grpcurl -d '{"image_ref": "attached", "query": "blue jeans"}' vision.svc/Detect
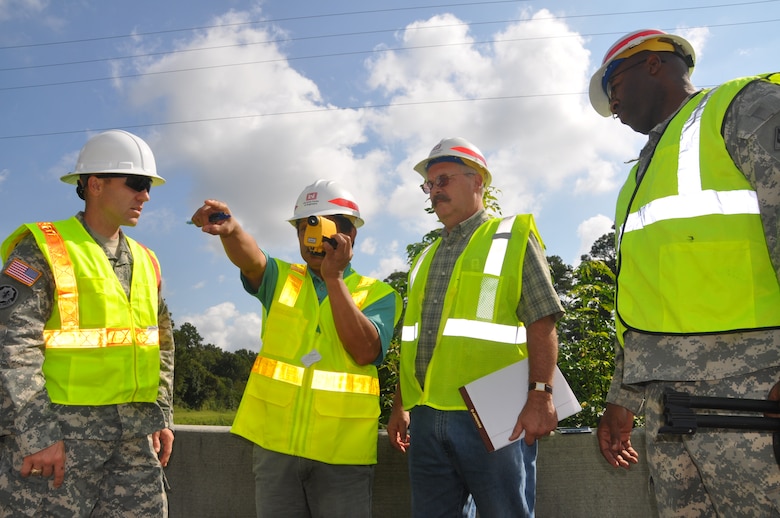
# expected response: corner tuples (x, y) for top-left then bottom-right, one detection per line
(408, 406), (537, 518)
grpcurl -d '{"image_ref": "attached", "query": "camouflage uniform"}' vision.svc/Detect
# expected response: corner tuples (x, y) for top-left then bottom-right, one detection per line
(0, 212), (175, 517)
(608, 78), (780, 516)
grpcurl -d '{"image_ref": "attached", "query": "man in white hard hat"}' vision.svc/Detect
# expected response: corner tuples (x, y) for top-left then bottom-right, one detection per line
(387, 137), (564, 517)
(590, 29), (780, 515)
(190, 179), (401, 518)
(0, 129), (175, 516)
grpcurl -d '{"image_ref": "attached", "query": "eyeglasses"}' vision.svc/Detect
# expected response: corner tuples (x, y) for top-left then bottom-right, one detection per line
(420, 172), (474, 194)
(96, 174), (153, 193)
(605, 58), (648, 101)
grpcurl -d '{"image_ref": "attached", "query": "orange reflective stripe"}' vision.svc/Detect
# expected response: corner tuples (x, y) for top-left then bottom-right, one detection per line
(351, 290), (369, 309)
(37, 222), (79, 330)
(252, 356), (379, 395)
(43, 327), (160, 348)
(278, 266), (305, 307)
(350, 276), (376, 310)
(251, 356), (305, 386)
(311, 370), (379, 396)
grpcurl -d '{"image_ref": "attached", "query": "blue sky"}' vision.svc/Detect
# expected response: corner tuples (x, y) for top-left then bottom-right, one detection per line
(1, 0), (778, 351)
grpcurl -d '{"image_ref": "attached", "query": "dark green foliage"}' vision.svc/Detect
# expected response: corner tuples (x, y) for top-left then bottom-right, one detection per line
(555, 256), (616, 428)
(173, 322), (254, 411)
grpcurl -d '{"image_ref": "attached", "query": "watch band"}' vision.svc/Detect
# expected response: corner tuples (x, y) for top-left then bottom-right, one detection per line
(529, 381), (553, 394)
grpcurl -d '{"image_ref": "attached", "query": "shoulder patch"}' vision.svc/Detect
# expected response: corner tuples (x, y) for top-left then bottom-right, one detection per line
(3, 258), (42, 286)
(0, 285), (19, 309)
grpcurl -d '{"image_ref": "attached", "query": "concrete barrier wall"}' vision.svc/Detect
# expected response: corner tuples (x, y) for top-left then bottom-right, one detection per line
(165, 426), (657, 518)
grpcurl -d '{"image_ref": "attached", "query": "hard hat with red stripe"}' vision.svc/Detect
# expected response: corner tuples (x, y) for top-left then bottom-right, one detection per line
(288, 179), (364, 228)
(589, 29), (696, 117)
(414, 137), (492, 187)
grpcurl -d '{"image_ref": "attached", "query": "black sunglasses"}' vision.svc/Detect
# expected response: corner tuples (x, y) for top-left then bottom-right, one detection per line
(95, 174), (153, 193)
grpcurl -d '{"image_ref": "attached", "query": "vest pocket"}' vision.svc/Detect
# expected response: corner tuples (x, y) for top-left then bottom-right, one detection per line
(262, 308), (307, 361)
(308, 391), (378, 463)
(660, 240), (756, 330)
(239, 373), (298, 447)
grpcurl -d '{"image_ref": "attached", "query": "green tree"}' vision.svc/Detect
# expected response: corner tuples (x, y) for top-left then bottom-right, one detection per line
(173, 322), (254, 411)
(555, 257), (616, 427)
(554, 230), (617, 428)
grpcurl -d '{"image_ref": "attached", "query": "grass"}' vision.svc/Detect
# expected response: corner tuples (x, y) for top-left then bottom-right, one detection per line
(173, 407), (237, 426)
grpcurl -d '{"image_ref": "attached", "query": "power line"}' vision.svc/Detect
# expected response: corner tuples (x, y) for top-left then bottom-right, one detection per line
(0, 93), (579, 140)
(0, 0), (531, 50)
(1, 0), (776, 73)
(1, 17), (777, 92)
(0, 2), (776, 140)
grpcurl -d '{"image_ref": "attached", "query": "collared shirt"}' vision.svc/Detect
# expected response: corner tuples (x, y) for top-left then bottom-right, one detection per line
(415, 209), (563, 387)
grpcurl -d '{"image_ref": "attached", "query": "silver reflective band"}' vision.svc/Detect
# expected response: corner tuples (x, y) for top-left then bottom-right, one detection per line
(408, 244), (434, 289)
(484, 216), (516, 276)
(442, 318), (527, 345)
(401, 323), (418, 342)
(479, 216), (516, 319)
(619, 88), (759, 245)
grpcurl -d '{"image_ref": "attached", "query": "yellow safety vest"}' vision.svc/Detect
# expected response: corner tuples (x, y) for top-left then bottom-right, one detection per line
(400, 215), (537, 410)
(231, 261), (401, 465)
(1, 217), (161, 405)
(615, 73), (780, 344)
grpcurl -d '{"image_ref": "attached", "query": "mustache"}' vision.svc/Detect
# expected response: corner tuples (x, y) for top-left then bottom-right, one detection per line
(431, 194), (450, 205)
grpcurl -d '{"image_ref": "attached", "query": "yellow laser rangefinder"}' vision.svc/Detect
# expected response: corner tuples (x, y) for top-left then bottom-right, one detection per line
(304, 215), (337, 252)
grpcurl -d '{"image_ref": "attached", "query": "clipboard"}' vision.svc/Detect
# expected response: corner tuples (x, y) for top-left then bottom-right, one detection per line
(459, 359), (581, 452)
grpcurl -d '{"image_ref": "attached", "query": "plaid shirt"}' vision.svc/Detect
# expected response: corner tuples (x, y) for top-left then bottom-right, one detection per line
(415, 209), (563, 387)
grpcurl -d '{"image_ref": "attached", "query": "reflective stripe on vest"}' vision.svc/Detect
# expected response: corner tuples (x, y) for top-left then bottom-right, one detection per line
(251, 355), (380, 396)
(36, 222), (158, 348)
(257, 267), (380, 396)
(278, 263), (307, 307)
(279, 263), (374, 310)
(402, 216), (519, 344)
(441, 318), (527, 345)
(618, 89), (759, 246)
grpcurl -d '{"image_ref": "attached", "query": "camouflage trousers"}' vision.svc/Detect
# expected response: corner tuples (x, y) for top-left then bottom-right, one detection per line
(644, 367), (780, 517)
(0, 434), (168, 517)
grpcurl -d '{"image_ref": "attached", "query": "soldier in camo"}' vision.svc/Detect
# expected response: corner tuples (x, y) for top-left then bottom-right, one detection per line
(0, 130), (175, 517)
(589, 30), (780, 516)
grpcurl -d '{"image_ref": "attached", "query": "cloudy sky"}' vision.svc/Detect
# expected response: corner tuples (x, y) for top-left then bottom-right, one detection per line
(1, 0), (778, 351)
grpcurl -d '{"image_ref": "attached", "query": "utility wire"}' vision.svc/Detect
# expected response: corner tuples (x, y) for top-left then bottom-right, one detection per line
(0, 0), (532, 50)
(0, 1), (777, 139)
(0, 0), (776, 72)
(0, 18), (776, 92)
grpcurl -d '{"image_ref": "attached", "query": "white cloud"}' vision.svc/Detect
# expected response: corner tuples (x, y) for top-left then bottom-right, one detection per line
(359, 236), (377, 255)
(180, 301), (261, 353)
(677, 26), (711, 62)
(364, 9), (637, 220)
(576, 214), (613, 262)
(122, 8), (389, 262)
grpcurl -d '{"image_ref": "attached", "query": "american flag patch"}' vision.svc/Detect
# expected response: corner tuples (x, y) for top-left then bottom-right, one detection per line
(4, 258), (42, 286)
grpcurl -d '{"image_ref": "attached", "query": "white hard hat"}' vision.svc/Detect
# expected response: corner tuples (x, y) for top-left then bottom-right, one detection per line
(413, 137), (492, 187)
(287, 179), (364, 228)
(589, 29), (695, 117)
(61, 129), (166, 185)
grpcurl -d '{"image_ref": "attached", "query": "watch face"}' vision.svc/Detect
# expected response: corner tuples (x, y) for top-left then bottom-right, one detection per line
(530, 382), (552, 393)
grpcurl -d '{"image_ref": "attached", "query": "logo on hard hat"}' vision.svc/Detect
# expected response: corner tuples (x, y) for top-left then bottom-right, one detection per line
(306, 192), (318, 202)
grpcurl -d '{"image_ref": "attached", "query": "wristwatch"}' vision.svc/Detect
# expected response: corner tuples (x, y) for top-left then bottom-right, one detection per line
(529, 382), (553, 394)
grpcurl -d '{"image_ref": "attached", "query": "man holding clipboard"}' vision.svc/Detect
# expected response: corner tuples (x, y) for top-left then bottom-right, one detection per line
(387, 137), (565, 518)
